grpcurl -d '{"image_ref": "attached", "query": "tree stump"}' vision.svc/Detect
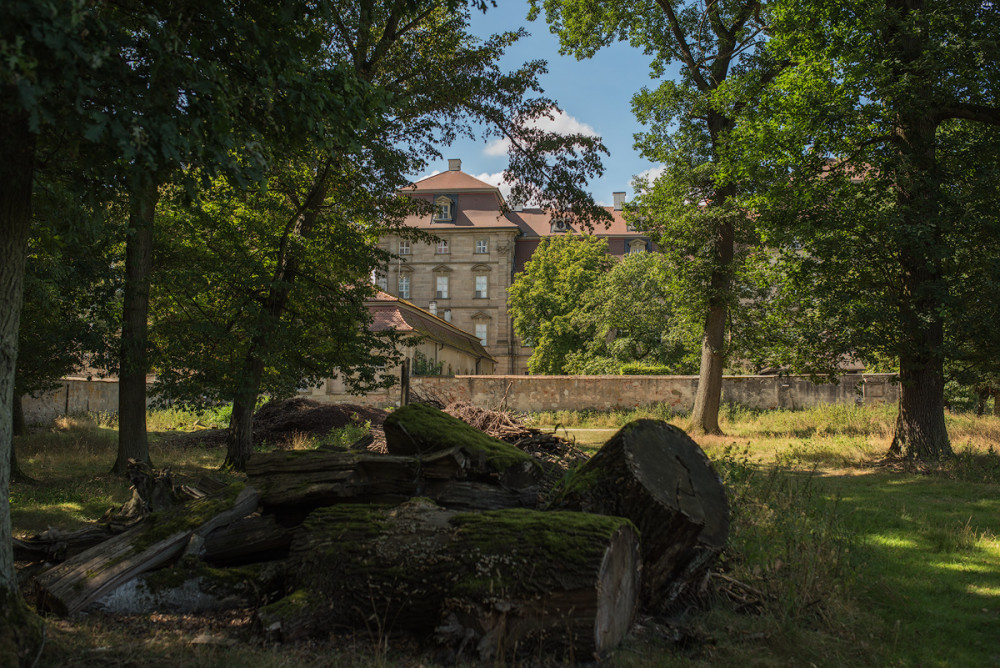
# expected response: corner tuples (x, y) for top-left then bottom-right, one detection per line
(267, 500), (640, 659)
(554, 419), (729, 612)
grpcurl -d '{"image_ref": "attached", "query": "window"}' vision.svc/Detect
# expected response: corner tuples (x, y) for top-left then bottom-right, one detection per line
(398, 275), (410, 299)
(474, 275), (488, 299)
(550, 219), (570, 233)
(375, 272), (387, 291)
(433, 195), (453, 222)
(398, 240), (409, 255)
(436, 239), (449, 254)
(475, 323), (488, 346)
(475, 239), (488, 254)
(436, 275), (449, 299)
(628, 239), (647, 254)
(443, 309), (452, 323)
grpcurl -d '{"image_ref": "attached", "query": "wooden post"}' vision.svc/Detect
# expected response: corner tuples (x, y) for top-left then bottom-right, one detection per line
(400, 357), (410, 406)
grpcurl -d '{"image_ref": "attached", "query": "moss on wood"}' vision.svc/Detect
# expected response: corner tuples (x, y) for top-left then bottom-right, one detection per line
(132, 482), (247, 553)
(384, 403), (534, 471)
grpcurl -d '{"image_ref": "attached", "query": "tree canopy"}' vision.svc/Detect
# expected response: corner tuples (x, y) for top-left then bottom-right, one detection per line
(509, 235), (614, 374)
(531, 0), (772, 434)
(728, 0), (1000, 459)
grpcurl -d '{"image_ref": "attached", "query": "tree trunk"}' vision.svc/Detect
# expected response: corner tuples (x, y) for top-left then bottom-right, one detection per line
(553, 419), (729, 612)
(689, 218), (735, 435)
(113, 171), (161, 474)
(223, 165), (331, 471)
(269, 501), (639, 660)
(34, 485), (259, 616)
(0, 101), (45, 663)
(9, 395), (31, 484)
(224, 364), (263, 472)
(889, 350), (951, 460)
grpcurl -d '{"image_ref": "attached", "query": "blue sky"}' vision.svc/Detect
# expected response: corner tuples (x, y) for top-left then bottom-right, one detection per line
(413, 2), (678, 206)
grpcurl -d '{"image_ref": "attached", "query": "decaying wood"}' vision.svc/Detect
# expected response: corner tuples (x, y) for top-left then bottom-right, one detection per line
(266, 500), (640, 659)
(383, 404), (545, 485)
(554, 419), (730, 612)
(201, 515), (296, 566)
(107, 459), (180, 524)
(13, 525), (124, 563)
(34, 485), (259, 616)
(93, 559), (287, 615)
(247, 448), (468, 510)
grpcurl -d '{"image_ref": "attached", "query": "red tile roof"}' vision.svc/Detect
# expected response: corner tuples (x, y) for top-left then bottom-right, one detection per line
(408, 170), (500, 191)
(365, 292), (494, 362)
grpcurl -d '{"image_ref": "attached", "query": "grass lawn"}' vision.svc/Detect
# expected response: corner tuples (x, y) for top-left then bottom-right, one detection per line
(10, 404), (1000, 667)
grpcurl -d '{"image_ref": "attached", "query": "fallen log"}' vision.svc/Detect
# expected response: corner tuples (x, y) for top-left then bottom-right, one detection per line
(92, 559), (286, 615)
(263, 500), (640, 660)
(14, 525), (123, 563)
(553, 419), (730, 612)
(201, 515), (296, 566)
(34, 484), (259, 616)
(247, 448), (467, 509)
(383, 404), (543, 489)
(247, 447), (539, 513)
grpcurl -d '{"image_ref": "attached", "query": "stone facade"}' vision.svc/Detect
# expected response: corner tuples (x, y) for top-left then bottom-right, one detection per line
(380, 160), (655, 374)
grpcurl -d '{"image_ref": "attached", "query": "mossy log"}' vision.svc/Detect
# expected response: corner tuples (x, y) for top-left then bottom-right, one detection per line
(201, 515), (296, 566)
(247, 447), (538, 514)
(271, 500), (639, 660)
(383, 404), (543, 489)
(33, 485), (259, 616)
(554, 419), (730, 612)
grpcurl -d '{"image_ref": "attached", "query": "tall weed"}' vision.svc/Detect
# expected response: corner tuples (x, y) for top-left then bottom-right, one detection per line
(716, 446), (858, 624)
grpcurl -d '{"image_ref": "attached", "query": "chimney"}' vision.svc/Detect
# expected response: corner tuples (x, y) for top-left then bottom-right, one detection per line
(613, 191), (626, 211)
(448, 158), (462, 171)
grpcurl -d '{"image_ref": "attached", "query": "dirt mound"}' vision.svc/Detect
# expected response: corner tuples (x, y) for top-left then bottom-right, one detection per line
(252, 398), (387, 445)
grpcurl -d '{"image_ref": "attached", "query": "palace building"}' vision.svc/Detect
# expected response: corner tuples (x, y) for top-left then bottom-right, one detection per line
(377, 159), (653, 374)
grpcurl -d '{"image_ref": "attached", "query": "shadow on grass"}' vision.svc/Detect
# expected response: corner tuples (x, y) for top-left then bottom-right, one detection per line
(803, 470), (1000, 667)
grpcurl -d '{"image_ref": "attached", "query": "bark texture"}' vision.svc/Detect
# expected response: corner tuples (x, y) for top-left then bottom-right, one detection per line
(269, 500), (640, 660)
(0, 101), (45, 664)
(691, 217), (735, 434)
(114, 172), (161, 474)
(555, 419), (729, 612)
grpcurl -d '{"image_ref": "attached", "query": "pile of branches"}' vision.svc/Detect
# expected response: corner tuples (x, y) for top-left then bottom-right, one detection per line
(443, 401), (589, 472)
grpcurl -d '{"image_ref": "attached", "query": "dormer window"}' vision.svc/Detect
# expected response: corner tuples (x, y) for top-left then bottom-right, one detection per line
(433, 195), (453, 222)
(550, 219), (571, 233)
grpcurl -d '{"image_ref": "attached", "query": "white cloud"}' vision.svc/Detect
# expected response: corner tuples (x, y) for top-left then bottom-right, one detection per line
(415, 169), (442, 182)
(634, 165), (666, 185)
(482, 109), (599, 158)
(474, 171), (515, 201)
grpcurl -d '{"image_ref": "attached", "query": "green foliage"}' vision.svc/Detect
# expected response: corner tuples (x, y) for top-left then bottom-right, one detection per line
(508, 235), (614, 374)
(150, 167), (403, 409)
(567, 252), (699, 375)
(412, 351), (444, 377)
(725, 0), (1000, 457)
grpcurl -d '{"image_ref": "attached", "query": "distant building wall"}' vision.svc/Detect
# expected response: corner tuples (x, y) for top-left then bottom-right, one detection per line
(21, 373), (899, 425)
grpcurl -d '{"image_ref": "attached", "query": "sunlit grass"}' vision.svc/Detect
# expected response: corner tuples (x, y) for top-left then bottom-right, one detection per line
(12, 404), (1000, 667)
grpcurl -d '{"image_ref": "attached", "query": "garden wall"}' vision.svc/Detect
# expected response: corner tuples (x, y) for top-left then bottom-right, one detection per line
(21, 373), (899, 426)
(405, 373), (898, 413)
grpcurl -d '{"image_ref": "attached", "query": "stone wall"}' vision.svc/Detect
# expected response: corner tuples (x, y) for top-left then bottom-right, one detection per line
(21, 373), (899, 425)
(20, 377), (147, 425)
(406, 373), (897, 413)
